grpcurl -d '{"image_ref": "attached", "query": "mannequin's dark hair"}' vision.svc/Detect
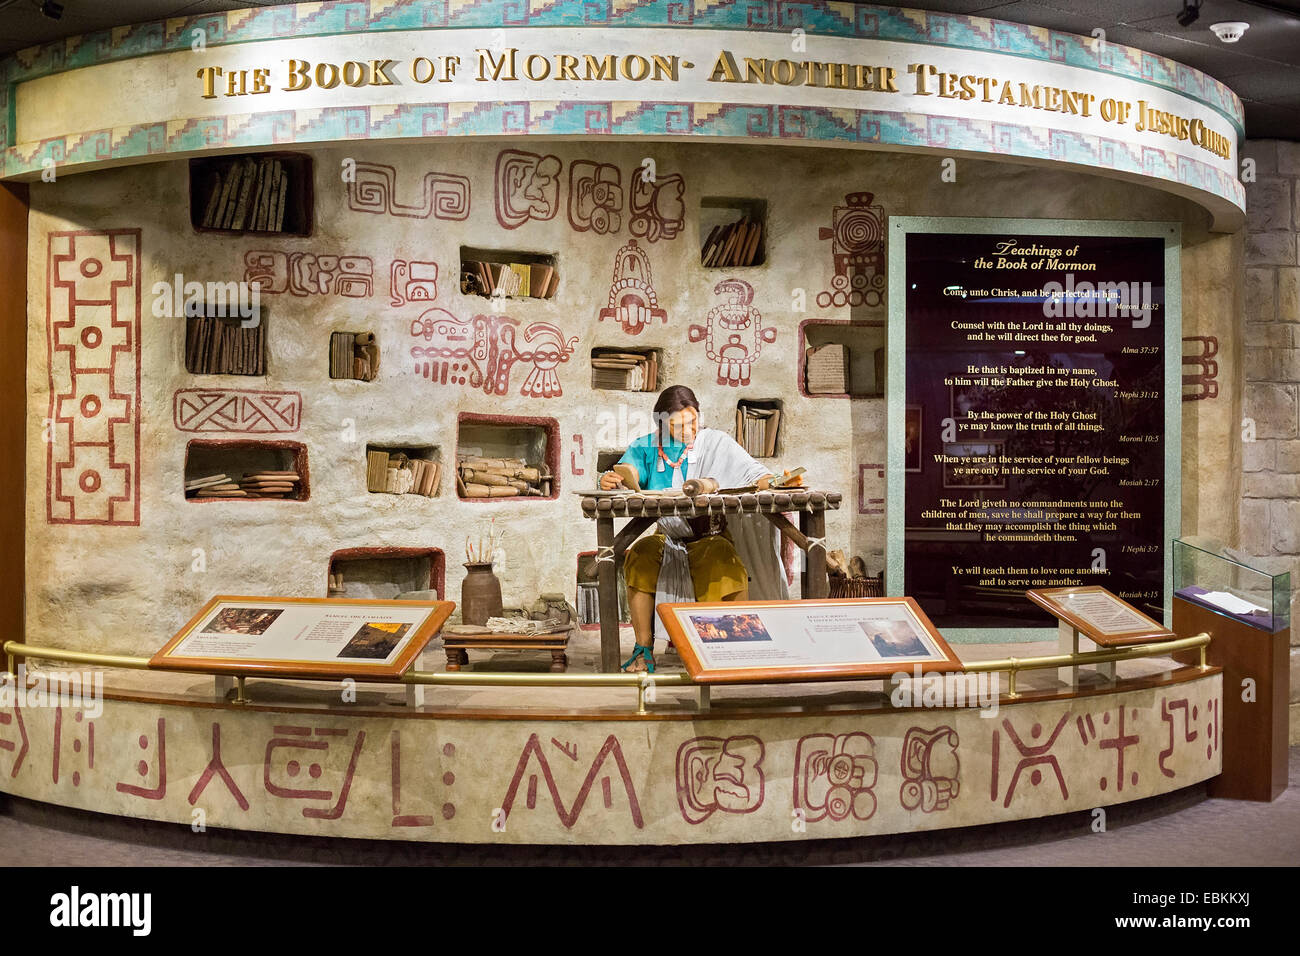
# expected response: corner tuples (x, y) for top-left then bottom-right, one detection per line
(653, 385), (699, 444)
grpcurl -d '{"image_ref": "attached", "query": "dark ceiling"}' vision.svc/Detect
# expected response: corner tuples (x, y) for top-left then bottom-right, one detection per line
(0, 0), (1296, 139)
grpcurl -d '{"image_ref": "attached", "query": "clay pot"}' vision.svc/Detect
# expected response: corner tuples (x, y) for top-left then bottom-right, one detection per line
(461, 562), (503, 627)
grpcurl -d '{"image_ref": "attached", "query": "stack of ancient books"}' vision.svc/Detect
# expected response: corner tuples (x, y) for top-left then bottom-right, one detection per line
(366, 451), (440, 497)
(460, 259), (557, 299)
(185, 470), (302, 499)
(330, 331), (380, 381)
(701, 217), (763, 267)
(456, 455), (551, 498)
(736, 403), (781, 458)
(576, 582), (600, 626)
(591, 350), (657, 391)
(805, 343), (849, 394)
(197, 156), (291, 232)
(186, 316), (264, 375)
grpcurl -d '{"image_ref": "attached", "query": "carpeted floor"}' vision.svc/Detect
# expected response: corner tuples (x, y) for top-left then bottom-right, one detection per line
(1, 747), (1295, 866)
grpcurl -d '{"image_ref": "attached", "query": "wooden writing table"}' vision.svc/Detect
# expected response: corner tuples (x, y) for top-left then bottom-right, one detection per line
(579, 489), (842, 672)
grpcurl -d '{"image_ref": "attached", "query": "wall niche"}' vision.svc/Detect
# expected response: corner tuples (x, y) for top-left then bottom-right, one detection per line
(185, 309), (266, 376)
(591, 347), (659, 392)
(365, 444), (441, 497)
(189, 152), (314, 236)
(799, 319), (885, 398)
(184, 440), (308, 501)
(459, 246), (557, 299)
(735, 398), (783, 458)
(327, 548), (445, 600)
(699, 197), (766, 268)
(330, 331), (379, 381)
(455, 413), (559, 500)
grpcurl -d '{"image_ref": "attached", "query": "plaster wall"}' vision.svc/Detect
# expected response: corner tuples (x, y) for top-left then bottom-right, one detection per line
(24, 140), (1236, 656)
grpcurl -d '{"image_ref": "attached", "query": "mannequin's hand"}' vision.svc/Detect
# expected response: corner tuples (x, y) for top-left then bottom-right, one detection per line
(761, 469), (804, 490)
(600, 471), (625, 490)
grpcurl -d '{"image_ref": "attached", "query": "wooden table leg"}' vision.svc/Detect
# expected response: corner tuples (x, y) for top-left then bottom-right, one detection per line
(550, 649), (568, 673)
(597, 513), (620, 673)
(800, 508), (828, 599)
(446, 647), (462, 671)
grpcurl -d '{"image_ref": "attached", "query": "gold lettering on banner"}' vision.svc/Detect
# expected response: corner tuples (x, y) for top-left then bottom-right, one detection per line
(182, 46), (1234, 163)
(196, 66), (222, 99)
(651, 54), (678, 81)
(584, 54), (617, 80)
(284, 58), (311, 91)
(622, 54), (651, 81)
(411, 56), (436, 84)
(525, 53), (551, 80)
(556, 54), (580, 81)
(477, 48), (519, 81)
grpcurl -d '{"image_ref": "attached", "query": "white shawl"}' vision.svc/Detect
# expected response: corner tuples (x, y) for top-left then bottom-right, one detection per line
(649, 427), (789, 627)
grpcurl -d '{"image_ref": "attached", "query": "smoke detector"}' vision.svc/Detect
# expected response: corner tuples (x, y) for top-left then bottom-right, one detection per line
(1210, 21), (1249, 42)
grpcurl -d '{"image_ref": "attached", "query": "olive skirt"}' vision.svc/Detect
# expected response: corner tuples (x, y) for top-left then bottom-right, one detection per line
(622, 533), (748, 601)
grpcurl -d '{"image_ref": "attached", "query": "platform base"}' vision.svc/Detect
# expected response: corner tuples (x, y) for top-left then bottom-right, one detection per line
(0, 670), (1221, 845)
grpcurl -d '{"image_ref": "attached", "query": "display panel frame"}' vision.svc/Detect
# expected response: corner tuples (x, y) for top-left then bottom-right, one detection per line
(886, 217), (1182, 643)
(657, 597), (963, 684)
(150, 595), (454, 679)
(1026, 585), (1174, 646)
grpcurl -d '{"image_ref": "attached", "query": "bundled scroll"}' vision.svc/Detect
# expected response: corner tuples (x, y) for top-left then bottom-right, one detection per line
(366, 450), (440, 497)
(457, 455), (551, 498)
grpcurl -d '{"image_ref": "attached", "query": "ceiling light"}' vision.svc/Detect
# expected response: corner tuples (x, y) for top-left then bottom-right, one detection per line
(1210, 21), (1250, 42)
(1176, 0), (1201, 27)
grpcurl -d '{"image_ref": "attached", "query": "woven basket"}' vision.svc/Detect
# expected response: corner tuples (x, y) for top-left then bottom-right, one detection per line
(828, 575), (884, 598)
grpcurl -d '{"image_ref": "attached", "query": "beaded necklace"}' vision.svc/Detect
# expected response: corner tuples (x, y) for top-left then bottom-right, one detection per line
(656, 437), (694, 471)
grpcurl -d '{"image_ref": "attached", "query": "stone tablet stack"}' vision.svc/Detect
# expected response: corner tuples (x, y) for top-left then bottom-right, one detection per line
(185, 471), (303, 499)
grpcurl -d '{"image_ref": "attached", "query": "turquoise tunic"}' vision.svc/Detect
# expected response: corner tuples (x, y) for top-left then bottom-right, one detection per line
(616, 432), (690, 490)
(616, 432), (748, 599)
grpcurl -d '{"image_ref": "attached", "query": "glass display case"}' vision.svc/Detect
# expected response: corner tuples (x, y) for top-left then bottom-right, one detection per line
(1172, 536), (1290, 632)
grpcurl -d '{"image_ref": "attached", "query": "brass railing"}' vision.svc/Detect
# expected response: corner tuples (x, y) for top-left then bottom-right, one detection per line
(3, 632), (1211, 716)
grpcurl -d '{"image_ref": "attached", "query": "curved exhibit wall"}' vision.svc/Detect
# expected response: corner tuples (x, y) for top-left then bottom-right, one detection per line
(0, 1), (1245, 230)
(0, 671), (1222, 845)
(25, 139), (1238, 657)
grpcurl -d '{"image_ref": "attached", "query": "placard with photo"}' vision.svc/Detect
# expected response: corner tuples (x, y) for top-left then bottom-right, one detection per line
(658, 597), (962, 683)
(151, 595), (454, 679)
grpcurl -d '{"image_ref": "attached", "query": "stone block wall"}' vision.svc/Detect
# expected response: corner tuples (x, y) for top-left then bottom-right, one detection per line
(1238, 139), (1300, 742)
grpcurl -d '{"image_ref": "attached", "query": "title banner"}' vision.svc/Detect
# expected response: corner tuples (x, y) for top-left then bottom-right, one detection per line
(0, 3), (1245, 228)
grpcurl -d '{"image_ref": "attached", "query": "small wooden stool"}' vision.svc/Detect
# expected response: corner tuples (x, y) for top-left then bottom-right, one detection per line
(441, 630), (570, 672)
